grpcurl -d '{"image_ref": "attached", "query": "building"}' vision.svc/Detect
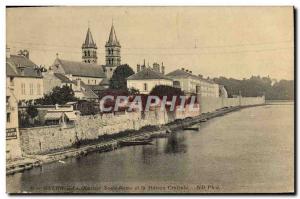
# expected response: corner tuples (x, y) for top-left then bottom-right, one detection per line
(6, 48), (44, 102)
(82, 27), (98, 64)
(103, 24), (121, 79)
(166, 68), (220, 97)
(50, 57), (106, 86)
(43, 71), (99, 101)
(127, 68), (173, 94)
(6, 75), (22, 160)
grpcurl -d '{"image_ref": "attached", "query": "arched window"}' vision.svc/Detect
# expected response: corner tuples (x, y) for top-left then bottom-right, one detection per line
(84, 51), (87, 56)
(87, 51), (90, 56)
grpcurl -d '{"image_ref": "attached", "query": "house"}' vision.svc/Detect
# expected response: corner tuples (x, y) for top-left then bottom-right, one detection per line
(43, 71), (99, 101)
(166, 68), (220, 97)
(6, 48), (44, 102)
(127, 68), (173, 94)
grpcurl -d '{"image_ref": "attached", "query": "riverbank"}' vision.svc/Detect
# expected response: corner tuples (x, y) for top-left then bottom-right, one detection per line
(6, 104), (264, 175)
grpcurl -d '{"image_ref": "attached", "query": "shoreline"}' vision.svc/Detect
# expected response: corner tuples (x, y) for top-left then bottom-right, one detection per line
(6, 104), (265, 175)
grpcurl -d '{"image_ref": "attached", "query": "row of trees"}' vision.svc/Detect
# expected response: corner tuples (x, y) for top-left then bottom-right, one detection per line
(213, 76), (294, 100)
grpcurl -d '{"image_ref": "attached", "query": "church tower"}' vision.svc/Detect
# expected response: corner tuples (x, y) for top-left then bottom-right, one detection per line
(105, 23), (121, 79)
(82, 27), (97, 64)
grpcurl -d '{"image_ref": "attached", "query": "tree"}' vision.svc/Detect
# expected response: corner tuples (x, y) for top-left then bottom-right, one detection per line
(35, 85), (78, 105)
(150, 85), (184, 100)
(109, 64), (135, 90)
(27, 104), (38, 118)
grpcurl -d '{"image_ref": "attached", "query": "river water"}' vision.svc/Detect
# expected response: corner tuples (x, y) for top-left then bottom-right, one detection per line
(7, 103), (294, 193)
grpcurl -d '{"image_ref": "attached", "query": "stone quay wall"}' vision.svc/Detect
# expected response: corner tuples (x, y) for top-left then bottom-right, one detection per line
(198, 95), (265, 113)
(19, 96), (265, 155)
(19, 109), (171, 155)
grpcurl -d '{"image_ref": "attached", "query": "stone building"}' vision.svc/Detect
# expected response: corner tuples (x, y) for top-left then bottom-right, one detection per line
(166, 68), (220, 97)
(6, 48), (44, 102)
(127, 68), (173, 94)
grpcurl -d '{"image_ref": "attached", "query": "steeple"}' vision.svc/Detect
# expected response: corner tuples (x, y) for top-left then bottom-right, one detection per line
(82, 27), (97, 49)
(105, 23), (121, 79)
(82, 26), (98, 64)
(105, 24), (120, 47)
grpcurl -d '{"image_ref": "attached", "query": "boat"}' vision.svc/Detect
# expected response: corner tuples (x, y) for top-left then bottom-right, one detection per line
(183, 127), (199, 131)
(119, 139), (153, 147)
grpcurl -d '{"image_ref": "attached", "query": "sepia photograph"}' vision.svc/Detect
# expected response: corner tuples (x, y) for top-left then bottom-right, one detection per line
(5, 6), (294, 194)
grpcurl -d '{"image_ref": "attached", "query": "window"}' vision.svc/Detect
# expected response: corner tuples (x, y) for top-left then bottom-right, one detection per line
(37, 83), (41, 95)
(110, 68), (113, 71)
(88, 80), (90, 84)
(94, 80), (96, 84)
(87, 51), (90, 56)
(29, 83), (34, 95)
(144, 83), (148, 91)
(21, 83), (26, 95)
(7, 113), (10, 123)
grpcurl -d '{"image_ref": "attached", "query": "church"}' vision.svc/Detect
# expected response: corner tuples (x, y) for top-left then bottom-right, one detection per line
(44, 24), (121, 99)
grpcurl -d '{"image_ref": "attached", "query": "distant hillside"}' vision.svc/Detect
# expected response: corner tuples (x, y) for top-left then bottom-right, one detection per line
(213, 76), (294, 100)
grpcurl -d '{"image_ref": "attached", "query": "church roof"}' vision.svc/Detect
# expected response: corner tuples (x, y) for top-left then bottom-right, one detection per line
(54, 58), (106, 78)
(82, 28), (97, 48)
(6, 55), (42, 78)
(127, 68), (172, 81)
(105, 24), (120, 47)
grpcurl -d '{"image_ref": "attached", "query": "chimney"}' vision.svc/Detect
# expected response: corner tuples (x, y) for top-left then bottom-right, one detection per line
(6, 46), (10, 59)
(143, 59), (146, 66)
(18, 49), (29, 59)
(137, 64), (141, 72)
(161, 62), (165, 74)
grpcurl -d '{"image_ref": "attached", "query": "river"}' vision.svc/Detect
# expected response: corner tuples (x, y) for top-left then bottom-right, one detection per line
(7, 103), (294, 193)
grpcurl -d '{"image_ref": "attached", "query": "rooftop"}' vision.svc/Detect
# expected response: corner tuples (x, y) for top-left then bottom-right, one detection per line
(53, 58), (106, 78)
(6, 55), (42, 78)
(127, 68), (172, 81)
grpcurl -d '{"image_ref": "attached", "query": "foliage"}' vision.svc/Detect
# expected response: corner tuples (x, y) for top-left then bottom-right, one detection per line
(150, 85), (184, 100)
(76, 100), (99, 115)
(109, 64), (135, 90)
(213, 76), (294, 100)
(35, 85), (78, 105)
(26, 104), (38, 119)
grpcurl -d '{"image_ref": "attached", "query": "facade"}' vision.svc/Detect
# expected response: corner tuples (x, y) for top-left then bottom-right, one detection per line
(6, 77), (22, 160)
(6, 49), (44, 102)
(166, 68), (220, 97)
(127, 68), (173, 94)
(82, 27), (98, 64)
(104, 24), (121, 79)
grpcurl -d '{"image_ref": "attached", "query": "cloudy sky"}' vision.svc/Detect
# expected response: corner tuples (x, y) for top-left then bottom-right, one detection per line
(6, 6), (294, 80)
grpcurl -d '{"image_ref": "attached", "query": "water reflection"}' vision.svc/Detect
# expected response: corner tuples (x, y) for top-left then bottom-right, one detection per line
(164, 133), (187, 154)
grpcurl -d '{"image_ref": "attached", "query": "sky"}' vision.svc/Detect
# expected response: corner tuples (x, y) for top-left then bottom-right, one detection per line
(6, 6), (294, 80)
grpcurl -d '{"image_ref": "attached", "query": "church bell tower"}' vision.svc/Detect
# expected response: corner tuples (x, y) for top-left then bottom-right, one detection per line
(82, 27), (97, 64)
(105, 23), (121, 78)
